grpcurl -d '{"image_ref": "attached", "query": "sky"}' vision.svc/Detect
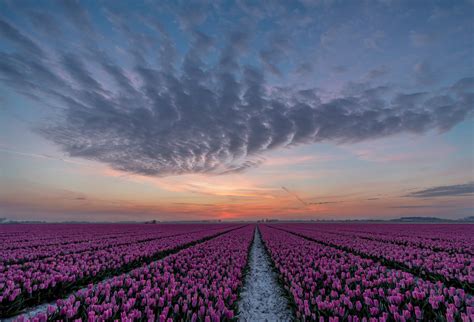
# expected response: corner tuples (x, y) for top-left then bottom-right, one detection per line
(0, 0), (473, 222)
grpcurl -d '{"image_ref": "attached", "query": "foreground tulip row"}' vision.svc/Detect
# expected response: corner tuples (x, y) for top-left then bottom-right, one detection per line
(260, 225), (474, 321)
(0, 224), (241, 318)
(275, 224), (474, 289)
(23, 225), (253, 321)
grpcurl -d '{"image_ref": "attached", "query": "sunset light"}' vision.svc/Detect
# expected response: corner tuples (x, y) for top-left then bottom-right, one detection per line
(0, 1), (473, 320)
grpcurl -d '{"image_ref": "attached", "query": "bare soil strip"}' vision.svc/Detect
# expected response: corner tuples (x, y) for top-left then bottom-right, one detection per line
(237, 227), (293, 322)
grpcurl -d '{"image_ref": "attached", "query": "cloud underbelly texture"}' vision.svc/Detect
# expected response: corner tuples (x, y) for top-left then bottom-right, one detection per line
(0, 12), (473, 177)
(39, 72), (473, 176)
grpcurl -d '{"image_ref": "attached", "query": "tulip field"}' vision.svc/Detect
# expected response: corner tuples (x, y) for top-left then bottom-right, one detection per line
(0, 224), (243, 319)
(260, 224), (473, 321)
(0, 223), (473, 321)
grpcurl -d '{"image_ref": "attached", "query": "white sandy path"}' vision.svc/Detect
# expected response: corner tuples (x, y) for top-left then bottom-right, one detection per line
(237, 227), (293, 322)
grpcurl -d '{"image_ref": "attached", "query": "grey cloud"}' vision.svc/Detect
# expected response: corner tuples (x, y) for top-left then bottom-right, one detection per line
(259, 34), (290, 76)
(144, 19), (178, 71)
(0, 52), (69, 103)
(35, 70), (474, 175)
(218, 159), (264, 175)
(236, 0), (271, 19)
(294, 62), (314, 76)
(405, 183), (474, 198)
(27, 10), (62, 36)
(191, 30), (213, 53)
(1, 9), (473, 177)
(365, 66), (389, 81)
(0, 19), (44, 58)
(176, 3), (208, 30)
(56, 0), (95, 35)
(219, 30), (249, 71)
(260, 50), (282, 76)
(451, 76), (474, 94)
(102, 6), (158, 65)
(61, 52), (104, 92)
(414, 61), (439, 85)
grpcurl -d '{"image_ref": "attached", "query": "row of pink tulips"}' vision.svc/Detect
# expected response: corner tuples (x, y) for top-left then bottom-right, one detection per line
(0, 224), (228, 251)
(293, 224), (474, 255)
(1, 225), (231, 264)
(275, 224), (474, 288)
(0, 224), (240, 318)
(23, 225), (254, 322)
(260, 225), (474, 321)
(0, 224), (151, 250)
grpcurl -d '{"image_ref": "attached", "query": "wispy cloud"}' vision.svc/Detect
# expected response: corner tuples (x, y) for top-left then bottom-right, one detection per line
(405, 182), (474, 198)
(389, 205), (453, 209)
(308, 201), (340, 205)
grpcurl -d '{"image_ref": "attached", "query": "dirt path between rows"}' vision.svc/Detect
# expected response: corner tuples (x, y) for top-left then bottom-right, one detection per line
(237, 227), (293, 322)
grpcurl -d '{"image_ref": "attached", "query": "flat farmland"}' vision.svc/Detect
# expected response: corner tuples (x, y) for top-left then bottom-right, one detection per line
(0, 223), (472, 321)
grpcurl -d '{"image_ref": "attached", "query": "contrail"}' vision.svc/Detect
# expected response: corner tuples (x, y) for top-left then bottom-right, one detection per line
(308, 201), (340, 205)
(282, 186), (342, 206)
(281, 186), (308, 206)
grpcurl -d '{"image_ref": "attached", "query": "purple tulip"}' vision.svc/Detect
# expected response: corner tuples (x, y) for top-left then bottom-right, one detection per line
(259, 224), (474, 321)
(20, 225), (253, 321)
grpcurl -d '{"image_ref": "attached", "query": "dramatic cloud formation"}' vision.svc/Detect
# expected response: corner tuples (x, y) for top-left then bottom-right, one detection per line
(0, 2), (473, 177)
(406, 183), (474, 198)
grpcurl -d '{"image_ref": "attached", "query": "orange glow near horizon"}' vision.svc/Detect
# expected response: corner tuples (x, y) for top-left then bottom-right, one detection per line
(1, 133), (473, 222)
(3, 171), (472, 222)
